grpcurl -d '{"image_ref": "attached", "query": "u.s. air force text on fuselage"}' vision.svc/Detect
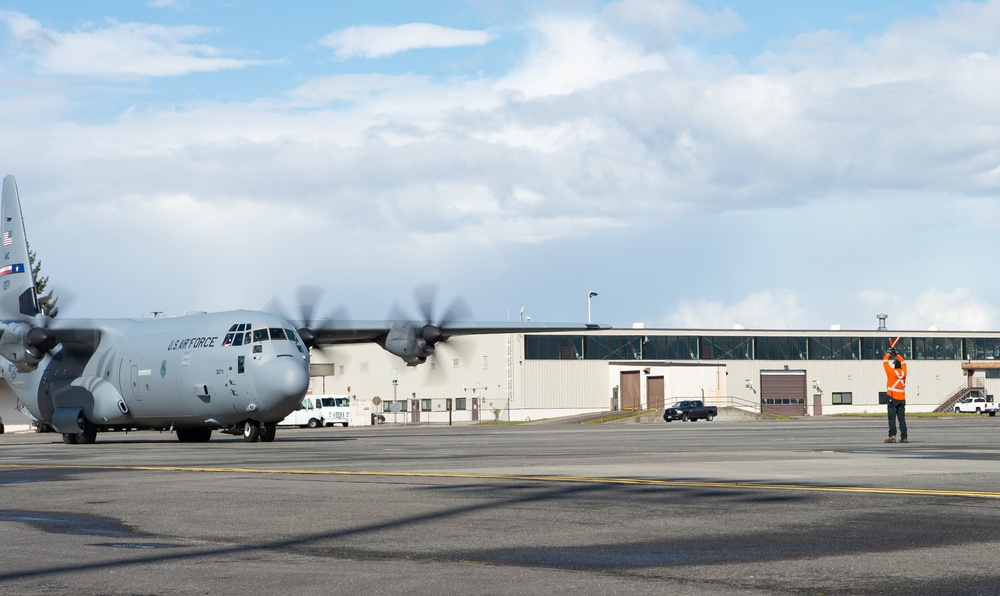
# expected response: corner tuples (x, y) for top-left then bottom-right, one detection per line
(167, 337), (218, 350)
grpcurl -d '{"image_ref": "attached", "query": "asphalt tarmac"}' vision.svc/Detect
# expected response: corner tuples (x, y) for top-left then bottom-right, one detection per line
(2, 416), (1000, 595)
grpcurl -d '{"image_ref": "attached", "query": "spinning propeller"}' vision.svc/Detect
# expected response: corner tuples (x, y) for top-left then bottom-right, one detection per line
(386, 284), (473, 367)
(265, 285), (352, 356)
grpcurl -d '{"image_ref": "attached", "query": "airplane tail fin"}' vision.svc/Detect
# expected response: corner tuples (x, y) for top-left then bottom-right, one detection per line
(0, 176), (41, 320)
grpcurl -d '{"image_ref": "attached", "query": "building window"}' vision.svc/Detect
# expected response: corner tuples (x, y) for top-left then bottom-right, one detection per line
(832, 391), (853, 404)
(455, 398), (467, 410)
(757, 337), (807, 360)
(585, 335), (641, 360)
(421, 399), (432, 412)
(967, 338), (1000, 360)
(525, 335), (584, 359)
(912, 337), (962, 360)
(700, 336), (753, 360)
(810, 337), (861, 360)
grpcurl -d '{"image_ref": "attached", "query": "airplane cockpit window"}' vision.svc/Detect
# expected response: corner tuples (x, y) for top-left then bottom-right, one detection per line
(223, 324), (254, 347)
(269, 327), (287, 340)
(253, 329), (268, 343)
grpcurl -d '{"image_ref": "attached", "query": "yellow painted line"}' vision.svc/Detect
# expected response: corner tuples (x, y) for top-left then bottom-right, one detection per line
(3, 463), (1000, 499)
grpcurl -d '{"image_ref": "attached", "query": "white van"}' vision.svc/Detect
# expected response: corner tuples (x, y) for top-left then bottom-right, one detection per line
(278, 397), (325, 428)
(314, 395), (351, 427)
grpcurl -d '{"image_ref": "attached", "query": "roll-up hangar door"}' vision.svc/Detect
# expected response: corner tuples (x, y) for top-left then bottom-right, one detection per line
(760, 370), (807, 416)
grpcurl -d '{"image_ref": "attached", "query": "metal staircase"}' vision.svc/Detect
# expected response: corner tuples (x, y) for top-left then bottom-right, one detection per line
(934, 382), (987, 413)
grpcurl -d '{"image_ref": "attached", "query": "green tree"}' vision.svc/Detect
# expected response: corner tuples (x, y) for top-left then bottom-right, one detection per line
(29, 245), (59, 317)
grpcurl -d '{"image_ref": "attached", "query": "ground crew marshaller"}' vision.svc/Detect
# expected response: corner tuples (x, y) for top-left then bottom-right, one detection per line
(883, 346), (907, 443)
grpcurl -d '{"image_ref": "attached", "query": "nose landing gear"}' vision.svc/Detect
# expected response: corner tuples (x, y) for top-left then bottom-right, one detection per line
(243, 420), (277, 443)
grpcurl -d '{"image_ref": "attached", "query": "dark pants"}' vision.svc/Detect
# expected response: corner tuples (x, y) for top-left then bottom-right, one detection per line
(887, 400), (907, 439)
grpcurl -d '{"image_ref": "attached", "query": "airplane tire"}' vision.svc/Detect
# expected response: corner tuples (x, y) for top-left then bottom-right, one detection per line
(76, 418), (98, 444)
(62, 433), (78, 445)
(260, 422), (277, 442)
(243, 421), (261, 443)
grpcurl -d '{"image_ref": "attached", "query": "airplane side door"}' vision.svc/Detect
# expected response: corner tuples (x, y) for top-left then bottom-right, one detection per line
(119, 360), (141, 401)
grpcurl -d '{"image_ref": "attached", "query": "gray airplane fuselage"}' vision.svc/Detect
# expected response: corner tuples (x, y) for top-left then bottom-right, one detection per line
(7, 310), (310, 430)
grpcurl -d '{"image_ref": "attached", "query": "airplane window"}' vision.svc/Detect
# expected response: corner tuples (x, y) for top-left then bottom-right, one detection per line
(244, 332), (252, 344)
(222, 333), (234, 347)
(253, 329), (268, 342)
(237, 323), (248, 332)
(232, 332), (244, 346)
(253, 345), (262, 354)
(269, 328), (287, 340)
(284, 328), (297, 342)
(228, 325), (238, 332)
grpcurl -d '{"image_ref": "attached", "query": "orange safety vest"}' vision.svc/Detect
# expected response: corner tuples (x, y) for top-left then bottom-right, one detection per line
(883, 353), (907, 401)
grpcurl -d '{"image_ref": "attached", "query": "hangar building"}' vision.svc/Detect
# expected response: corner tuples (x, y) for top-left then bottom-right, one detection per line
(306, 327), (1000, 424)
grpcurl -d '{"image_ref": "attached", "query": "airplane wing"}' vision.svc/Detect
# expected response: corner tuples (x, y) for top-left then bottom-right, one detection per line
(296, 319), (608, 366)
(302, 319), (607, 345)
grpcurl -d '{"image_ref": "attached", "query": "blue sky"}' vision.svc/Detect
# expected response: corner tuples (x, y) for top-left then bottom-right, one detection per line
(2, 0), (999, 332)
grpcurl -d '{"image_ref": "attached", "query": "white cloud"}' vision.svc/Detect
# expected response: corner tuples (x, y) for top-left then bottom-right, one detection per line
(604, 0), (744, 45)
(0, 11), (267, 78)
(858, 288), (999, 331)
(664, 290), (809, 329)
(320, 23), (495, 59)
(496, 16), (666, 98)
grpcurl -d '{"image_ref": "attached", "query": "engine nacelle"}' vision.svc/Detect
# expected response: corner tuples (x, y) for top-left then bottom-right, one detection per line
(381, 322), (444, 366)
(0, 320), (56, 372)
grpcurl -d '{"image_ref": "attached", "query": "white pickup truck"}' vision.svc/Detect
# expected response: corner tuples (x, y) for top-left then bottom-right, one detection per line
(953, 396), (999, 416)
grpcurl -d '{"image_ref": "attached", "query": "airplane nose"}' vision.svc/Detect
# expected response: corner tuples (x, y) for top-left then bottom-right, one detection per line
(254, 356), (309, 413)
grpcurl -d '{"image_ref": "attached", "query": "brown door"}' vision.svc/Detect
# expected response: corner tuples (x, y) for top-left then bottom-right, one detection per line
(471, 398), (479, 422)
(411, 399), (420, 423)
(760, 370), (807, 416)
(621, 371), (641, 410)
(647, 376), (665, 410)
(813, 394), (823, 416)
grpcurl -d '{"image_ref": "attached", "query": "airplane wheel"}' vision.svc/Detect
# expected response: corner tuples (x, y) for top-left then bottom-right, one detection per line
(260, 422), (277, 442)
(243, 421), (261, 443)
(76, 417), (98, 444)
(62, 433), (79, 444)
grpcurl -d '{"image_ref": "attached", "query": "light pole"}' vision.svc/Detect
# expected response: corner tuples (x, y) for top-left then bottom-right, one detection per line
(588, 291), (598, 324)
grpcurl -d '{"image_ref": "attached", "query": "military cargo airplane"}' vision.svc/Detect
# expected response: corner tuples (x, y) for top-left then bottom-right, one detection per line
(0, 175), (604, 444)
